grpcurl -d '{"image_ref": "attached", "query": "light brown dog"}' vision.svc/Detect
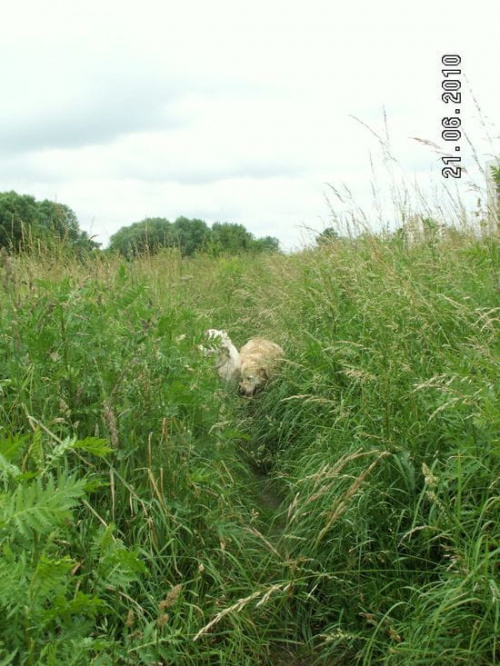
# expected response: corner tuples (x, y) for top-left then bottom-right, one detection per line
(239, 338), (284, 396)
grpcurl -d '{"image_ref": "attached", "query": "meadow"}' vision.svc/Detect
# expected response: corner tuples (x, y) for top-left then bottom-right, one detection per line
(0, 219), (498, 664)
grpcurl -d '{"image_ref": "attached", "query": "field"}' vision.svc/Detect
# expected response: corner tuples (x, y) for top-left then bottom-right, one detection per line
(0, 222), (498, 664)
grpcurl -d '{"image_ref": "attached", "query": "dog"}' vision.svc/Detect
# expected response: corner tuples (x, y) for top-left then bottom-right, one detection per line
(238, 337), (284, 396)
(200, 329), (241, 384)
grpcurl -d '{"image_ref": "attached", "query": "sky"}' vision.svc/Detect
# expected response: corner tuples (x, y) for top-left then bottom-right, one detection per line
(1, 0), (499, 251)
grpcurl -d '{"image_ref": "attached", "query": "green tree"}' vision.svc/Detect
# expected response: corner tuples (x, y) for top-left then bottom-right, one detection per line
(209, 222), (255, 255)
(37, 200), (81, 242)
(109, 217), (281, 258)
(251, 235), (280, 253)
(109, 217), (212, 257)
(171, 217), (210, 256)
(0, 191), (39, 250)
(108, 218), (174, 256)
(0, 191), (98, 253)
(316, 227), (339, 245)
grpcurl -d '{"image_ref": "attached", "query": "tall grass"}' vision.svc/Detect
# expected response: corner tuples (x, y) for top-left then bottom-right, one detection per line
(237, 224), (499, 664)
(0, 219), (498, 664)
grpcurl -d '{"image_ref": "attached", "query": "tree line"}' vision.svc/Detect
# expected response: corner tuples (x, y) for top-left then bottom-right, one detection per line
(0, 191), (281, 257)
(0, 191), (98, 253)
(108, 216), (280, 257)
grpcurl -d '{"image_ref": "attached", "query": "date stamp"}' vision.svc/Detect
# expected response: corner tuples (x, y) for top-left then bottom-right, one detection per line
(441, 54), (462, 179)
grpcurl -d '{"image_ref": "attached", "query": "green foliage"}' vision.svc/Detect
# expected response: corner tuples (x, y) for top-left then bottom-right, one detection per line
(109, 216), (281, 258)
(209, 222), (280, 256)
(250, 235), (280, 253)
(209, 221), (254, 254)
(0, 255), (280, 663)
(0, 227), (498, 663)
(316, 226), (339, 244)
(173, 215), (211, 256)
(107, 216), (175, 256)
(1, 472), (87, 538)
(236, 231), (499, 663)
(0, 191), (99, 254)
(0, 433), (115, 663)
(0, 191), (37, 250)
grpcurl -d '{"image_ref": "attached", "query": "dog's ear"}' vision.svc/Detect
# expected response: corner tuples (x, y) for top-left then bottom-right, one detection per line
(258, 368), (269, 380)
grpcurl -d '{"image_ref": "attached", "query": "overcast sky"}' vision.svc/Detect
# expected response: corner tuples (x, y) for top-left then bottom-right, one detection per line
(1, 0), (499, 250)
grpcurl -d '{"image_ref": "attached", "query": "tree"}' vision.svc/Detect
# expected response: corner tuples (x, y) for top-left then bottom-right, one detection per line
(171, 217), (210, 256)
(109, 217), (281, 258)
(251, 235), (280, 253)
(209, 222), (255, 255)
(108, 218), (174, 256)
(109, 217), (212, 257)
(37, 200), (81, 243)
(0, 191), (99, 253)
(316, 227), (339, 245)
(0, 191), (38, 250)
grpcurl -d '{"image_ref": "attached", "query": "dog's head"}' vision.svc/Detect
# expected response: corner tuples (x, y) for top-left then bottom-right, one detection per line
(238, 366), (269, 396)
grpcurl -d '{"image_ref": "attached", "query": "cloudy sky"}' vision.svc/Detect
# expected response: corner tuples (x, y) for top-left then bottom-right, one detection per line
(1, 0), (499, 250)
